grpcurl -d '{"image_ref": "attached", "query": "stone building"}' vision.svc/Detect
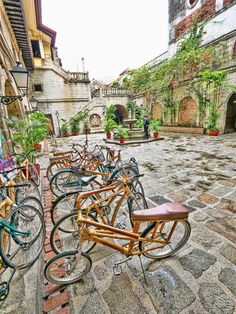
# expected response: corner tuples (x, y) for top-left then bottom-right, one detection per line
(24, 0), (91, 136)
(0, 0), (32, 148)
(148, 0), (236, 133)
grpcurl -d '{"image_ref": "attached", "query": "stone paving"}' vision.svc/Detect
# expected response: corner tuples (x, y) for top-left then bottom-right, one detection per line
(1, 132), (236, 313)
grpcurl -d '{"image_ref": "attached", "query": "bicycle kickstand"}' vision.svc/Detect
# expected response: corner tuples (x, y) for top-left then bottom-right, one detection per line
(113, 256), (132, 276)
(138, 255), (147, 285)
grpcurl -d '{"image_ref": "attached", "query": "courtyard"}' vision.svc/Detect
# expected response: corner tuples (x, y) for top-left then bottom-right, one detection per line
(1, 132), (235, 313)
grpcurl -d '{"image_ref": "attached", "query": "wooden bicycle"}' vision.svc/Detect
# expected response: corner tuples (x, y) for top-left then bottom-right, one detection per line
(44, 179), (191, 285)
(49, 175), (147, 254)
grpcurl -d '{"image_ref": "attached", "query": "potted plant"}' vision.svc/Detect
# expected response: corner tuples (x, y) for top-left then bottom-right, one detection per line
(208, 103), (220, 136)
(104, 118), (117, 139)
(61, 121), (70, 137)
(114, 125), (130, 144)
(70, 117), (80, 136)
(150, 119), (161, 138)
(83, 120), (90, 134)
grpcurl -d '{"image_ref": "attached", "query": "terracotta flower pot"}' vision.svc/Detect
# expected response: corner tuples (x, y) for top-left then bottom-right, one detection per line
(106, 133), (111, 139)
(73, 132), (79, 136)
(34, 143), (42, 151)
(209, 130), (219, 136)
(64, 132), (70, 137)
(153, 132), (159, 139)
(119, 137), (125, 144)
(35, 163), (40, 174)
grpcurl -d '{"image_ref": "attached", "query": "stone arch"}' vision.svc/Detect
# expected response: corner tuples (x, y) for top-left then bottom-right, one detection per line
(114, 104), (128, 125)
(89, 114), (101, 128)
(178, 96), (197, 126)
(151, 102), (162, 120)
(224, 93), (236, 133)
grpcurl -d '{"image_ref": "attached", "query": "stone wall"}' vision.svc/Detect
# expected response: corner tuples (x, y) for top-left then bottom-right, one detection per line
(31, 68), (91, 134)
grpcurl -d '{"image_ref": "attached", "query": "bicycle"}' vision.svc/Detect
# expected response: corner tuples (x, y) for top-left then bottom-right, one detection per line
(46, 143), (99, 180)
(0, 192), (45, 301)
(49, 175), (148, 254)
(49, 150), (140, 197)
(44, 185), (190, 284)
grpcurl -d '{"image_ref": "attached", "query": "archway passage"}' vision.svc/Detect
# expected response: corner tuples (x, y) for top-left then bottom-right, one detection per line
(114, 105), (128, 125)
(151, 103), (162, 120)
(179, 97), (197, 126)
(225, 93), (236, 133)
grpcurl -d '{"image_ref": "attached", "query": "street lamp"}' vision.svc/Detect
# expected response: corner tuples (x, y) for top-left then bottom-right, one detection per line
(0, 62), (29, 105)
(55, 111), (61, 137)
(30, 96), (38, 111)
(81, 57), (85, 72)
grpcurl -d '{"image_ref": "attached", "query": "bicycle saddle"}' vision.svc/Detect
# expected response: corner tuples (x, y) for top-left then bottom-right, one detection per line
(80, 175), (97, 186)
(131, 202), (189, 222)
(106, 162), (116, 170)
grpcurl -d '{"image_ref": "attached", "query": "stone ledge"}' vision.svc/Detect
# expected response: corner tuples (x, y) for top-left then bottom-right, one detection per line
(160, 126), (205, 134)
(104, 137), (162, 145)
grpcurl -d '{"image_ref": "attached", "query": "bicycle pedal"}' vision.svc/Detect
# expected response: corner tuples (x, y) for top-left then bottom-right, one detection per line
(115, 222), (126, 229)
(113, 264), (122, 276)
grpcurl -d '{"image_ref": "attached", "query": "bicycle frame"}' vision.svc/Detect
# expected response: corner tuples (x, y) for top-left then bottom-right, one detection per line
(78, 212), (177, 257)
(76, 178), (136, 225)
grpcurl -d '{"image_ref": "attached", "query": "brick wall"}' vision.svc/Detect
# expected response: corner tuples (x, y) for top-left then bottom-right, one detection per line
(223, 0), (236, 6)
(175, 0), (216, 39)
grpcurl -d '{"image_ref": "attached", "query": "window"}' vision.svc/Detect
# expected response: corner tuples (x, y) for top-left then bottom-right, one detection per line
(33, 84), (43, 92)
(31, 40), (41, 58)
(186, 0), (199, 9)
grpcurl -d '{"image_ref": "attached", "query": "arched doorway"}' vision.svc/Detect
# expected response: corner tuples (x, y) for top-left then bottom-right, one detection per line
(225, 93), (236, 133)
(179, 97), (197, 126)
(114, 105), (128, 125)
(151, 103), (162, 120)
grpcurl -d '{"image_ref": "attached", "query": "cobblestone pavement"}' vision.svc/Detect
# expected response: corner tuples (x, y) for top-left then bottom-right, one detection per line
(2, 132), (236, 313)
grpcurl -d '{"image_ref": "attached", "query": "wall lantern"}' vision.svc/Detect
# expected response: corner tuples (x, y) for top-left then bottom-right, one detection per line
(0, 62), (29, 105)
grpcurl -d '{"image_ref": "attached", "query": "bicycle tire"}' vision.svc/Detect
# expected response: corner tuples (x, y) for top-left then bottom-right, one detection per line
(17, 196), (44, 214)
(139, 220), (191, 259)
(28, 163), (40, 186)
(44, 250), (92, 285)
(50, 212), (97, 254)
(14, 180), (41, 202)
(50, 169), (80, 197)
(46, 160), (70, 181)
(50, 192), (96, 226)
(0, 204), (45, 269)
(128, 192), (148, 229)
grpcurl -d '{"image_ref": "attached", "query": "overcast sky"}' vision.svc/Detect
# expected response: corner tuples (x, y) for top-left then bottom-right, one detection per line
(41, 0), (169, 83)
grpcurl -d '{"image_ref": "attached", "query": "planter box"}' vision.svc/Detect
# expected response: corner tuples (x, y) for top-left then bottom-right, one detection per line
(160, 126), (205, 134)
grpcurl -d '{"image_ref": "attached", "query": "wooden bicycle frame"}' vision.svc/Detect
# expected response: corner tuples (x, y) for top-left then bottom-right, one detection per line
(77, 178), (133, 225)
(75, 181), (184, 257)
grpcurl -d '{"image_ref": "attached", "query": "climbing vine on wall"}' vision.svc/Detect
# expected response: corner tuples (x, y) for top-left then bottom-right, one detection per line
(120, 17), (229, 126)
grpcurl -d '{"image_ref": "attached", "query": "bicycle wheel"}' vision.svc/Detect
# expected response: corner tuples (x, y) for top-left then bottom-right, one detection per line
(0, 205), (45, 269)
(14, 180), (41, 202)
(128, 192), (148, 229)
(139, 220), (191, 259)
(130, 179), (145, 196)
(46, 160), (69, 181)
(44, 250), (92, 285)
(50, 192), (96, 225)
(29, 163), (40, 186)
(50, 170), (80, 197)
(17, 196), (44, 214)
(50, 212), (97, 254)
